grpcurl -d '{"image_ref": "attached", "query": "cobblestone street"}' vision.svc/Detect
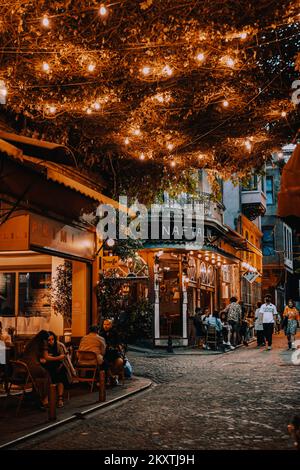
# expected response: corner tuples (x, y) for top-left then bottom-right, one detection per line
(15, 333), (300, 450)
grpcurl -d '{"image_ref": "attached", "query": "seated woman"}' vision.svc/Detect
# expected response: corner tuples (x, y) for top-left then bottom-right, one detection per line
(205, 311), (223, 350)
(99, 319), (125, 386)
(42, 331), (75, 408)
(21, 330), (61, 409)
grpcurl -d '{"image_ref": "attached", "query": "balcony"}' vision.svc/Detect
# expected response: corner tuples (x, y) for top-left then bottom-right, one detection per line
(241, 190), (266, 220)
(163, 192), (224, 226)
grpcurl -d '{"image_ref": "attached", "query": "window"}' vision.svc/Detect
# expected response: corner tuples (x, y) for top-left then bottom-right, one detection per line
(18, 272), (51, 317)
(262, 227), (275, 256)
(283, 224), (293, 265)
(266, 176), (274, 205)
(261, 176), (265, 194)
(0, 273), (16, 316)
(242, 175), (258, 191)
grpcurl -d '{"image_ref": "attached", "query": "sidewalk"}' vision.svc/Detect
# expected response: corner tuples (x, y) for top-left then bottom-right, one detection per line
(128, 339), (255, 356)
(0, 376), (151, 448)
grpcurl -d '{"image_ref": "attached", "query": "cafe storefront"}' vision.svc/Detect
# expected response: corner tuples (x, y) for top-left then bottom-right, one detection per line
(0, 213), (95, 339)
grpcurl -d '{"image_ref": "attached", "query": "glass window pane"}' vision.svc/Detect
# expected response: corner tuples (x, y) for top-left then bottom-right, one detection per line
(0, 273), (16, 316)
(18, 272), (51, 317)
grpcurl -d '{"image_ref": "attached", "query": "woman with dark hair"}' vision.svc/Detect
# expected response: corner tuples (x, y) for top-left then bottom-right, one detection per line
(42, 331), (73, 408)
(283, 300), (299, 350)
(22, 330), (53, 408)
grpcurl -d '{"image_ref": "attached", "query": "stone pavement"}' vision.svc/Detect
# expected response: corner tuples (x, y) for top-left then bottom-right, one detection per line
(5, 332), (300, 450)
(0, 376), (151, 448)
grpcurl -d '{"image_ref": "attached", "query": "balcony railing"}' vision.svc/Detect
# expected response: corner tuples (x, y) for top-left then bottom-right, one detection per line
(161, 192), (224, 225)
(241, 189), (266, 220)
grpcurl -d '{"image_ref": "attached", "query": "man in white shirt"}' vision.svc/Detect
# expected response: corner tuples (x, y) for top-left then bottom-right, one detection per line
(259, 294), (278, 350)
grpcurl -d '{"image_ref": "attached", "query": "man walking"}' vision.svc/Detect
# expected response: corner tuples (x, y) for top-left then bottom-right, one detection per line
(223, 297), (242, 348)
(259, 294), (277, 351)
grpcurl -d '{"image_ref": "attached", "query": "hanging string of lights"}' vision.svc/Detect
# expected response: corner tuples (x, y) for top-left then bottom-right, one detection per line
(0, 0), (299, 197)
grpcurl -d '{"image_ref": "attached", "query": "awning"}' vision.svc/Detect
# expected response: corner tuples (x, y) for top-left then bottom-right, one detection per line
(0, 130), (75, 166)
(278, 144), (300, 228)
(0, 138), (23, 160)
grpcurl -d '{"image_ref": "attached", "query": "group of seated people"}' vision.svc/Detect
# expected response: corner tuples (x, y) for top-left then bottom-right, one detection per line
(4, 318), (128, 410)
(193, 308), (254, 350)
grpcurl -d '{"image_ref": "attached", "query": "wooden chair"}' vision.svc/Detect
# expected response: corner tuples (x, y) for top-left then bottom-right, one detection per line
(75, 351), (99, 392)
(206, 325), (218, 350)
(5, 360), (36, 416)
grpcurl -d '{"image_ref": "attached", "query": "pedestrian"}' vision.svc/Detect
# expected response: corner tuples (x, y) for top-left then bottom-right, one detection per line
(254, 301), (265, 347)
(259, 294), (277, 351)
(283, 299), (299, 350)
(193, 307), (203, 348)
(222, 297), (242, 348)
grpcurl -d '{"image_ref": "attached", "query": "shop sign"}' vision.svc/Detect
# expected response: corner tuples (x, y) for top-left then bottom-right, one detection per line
(0, 215), (29, 251)
(30, 214), (95, 260)
(243, 271), (260, 283)
(103, 256), (119, 270)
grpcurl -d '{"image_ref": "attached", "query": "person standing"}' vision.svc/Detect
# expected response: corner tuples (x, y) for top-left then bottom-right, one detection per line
(283, 299), (299, 350)
(255, 301), (265, 347)
(223, 297), (242, 347)
(259, 295), (277, 351)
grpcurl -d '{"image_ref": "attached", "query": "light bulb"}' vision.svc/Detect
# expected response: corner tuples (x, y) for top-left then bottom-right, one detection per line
(87, 63), (95, 72)
(222, 56), (235, 68)
(49, 106), (56, 114)
(106, 238), (115, 247)
(205, 256), (209, 261)
(86, 108), (92, 115)
(196, 52), (205, 62)
(223, 100), (229, 108)
(142, 66), (151, 75)
(93, 102), (101, 110)
(162, 65), (173, 76)
(99, 5), (108, 16)
(139, 153), (145, 160)
(132, 128), (141, 136)
(124, 137), (130, 145)
(217, 261), (222, 267)
(278, 151), (284, 158)
(42, 62), (50, 72)
(281, 111), (287, 118)
(245, 140), (252, 151)
(167, 143), (174, 151)
(240, 32), (247, 39)
(42, 16), (50, 28)
(170, 160), (176, 167)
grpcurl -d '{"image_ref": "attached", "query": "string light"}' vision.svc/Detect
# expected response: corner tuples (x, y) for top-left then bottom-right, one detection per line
(170, 160), (176, 167)
(281, 111), (287, 117)
(86, 107), (92, 114)
(132, 128), (141, 136)
(222, 100), (229, 107)
(87, 63), (95, 72)
(196, 52), (205, 62)
(162, 65), (173, 76)
(142, 66), (151, 75)
(42, 62), (50, 72)
(99, 5), (108, 17)
(139, 152), (145, 160)
(167, 143), (174, 151)
(45, 104), (56, 115)
(124, 137), (130, 145)
(245, 139), (252, 151)
(221, 56), (235, 68)
(240, 32), (247, 39)
(93, 102), (101, 110)
(42, 16), (50, 28)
